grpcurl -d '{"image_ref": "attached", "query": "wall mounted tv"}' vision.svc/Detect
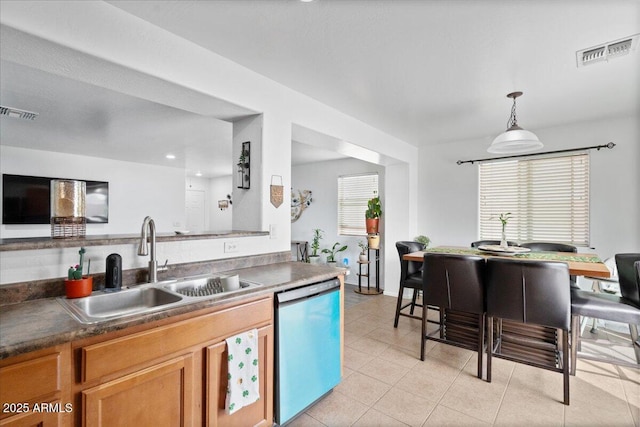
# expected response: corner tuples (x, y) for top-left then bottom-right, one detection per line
(2, 174), (109, 224)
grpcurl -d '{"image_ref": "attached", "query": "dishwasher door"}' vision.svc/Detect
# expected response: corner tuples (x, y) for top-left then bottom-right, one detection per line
(275, 279), (341, 425)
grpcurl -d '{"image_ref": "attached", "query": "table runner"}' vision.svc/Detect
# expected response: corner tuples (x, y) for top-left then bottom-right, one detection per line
(423, 247), (603, 263)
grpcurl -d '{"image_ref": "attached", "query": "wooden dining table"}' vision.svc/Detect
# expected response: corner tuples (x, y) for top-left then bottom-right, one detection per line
(403, 246), (611, 279)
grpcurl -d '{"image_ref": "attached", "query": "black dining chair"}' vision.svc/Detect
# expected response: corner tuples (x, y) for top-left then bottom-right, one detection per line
(421, 253), (485, 378)
(486, 258), (571, 405)
(520, 242), (579, 289)
(570, 253), (640, 374)
(394, 241), (426, 327)
(471, 240), (517, 248)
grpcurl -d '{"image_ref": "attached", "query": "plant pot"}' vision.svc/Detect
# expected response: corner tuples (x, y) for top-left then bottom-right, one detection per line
(327, 261), (337, 267)
(359, 253), (368, 262)
(368, 234), (380, 250)
(308, 255), (321, 265)
(65, 276), (93, 299)
(365, 218), (379, 234)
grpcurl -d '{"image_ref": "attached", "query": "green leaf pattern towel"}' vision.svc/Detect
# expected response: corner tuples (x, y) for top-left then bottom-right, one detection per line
(225, 328), (260, 415)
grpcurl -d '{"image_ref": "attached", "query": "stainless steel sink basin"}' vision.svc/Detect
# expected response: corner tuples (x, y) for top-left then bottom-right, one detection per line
(163, 276), (261, 297)
(58, 286), (183, 324)
(57, 274), (263, 324)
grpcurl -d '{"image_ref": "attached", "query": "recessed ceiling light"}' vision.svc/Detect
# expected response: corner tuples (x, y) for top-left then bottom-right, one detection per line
(165, 154), (176, 160)
(196, 171), (202, 177)
(300, 0), (315, 3)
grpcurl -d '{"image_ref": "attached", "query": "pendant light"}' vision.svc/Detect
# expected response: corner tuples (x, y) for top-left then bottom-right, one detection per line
(488, 91), (542, 154)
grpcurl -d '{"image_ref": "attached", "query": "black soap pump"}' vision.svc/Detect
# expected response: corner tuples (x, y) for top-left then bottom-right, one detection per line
(104, 253), (122, 292)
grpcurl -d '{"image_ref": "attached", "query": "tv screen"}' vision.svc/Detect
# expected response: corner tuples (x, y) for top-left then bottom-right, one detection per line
(2, 174), (109, 224)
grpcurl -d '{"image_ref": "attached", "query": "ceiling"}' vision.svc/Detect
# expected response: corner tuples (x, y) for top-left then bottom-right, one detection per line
(1, 1), (638, 175)
(107, 0), (640, 147)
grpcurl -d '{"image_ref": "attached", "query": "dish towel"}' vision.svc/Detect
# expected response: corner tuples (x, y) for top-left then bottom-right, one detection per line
(225, 328), (260, 415)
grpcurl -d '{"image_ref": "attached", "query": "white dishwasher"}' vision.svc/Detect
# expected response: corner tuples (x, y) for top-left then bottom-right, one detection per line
(274, 278), (341, 425)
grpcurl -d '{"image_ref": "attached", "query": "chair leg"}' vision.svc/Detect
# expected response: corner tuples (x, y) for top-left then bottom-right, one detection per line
(477, 313), (484, 379)
(563, 329), (570, 405)
(409, 289), (419, 315)
(570, 314), (579, 376)
(394, 283), (405, 328)
(629, 324), (640, 364)
(421, 301), (427, 361)
(487, 316), (493, 383)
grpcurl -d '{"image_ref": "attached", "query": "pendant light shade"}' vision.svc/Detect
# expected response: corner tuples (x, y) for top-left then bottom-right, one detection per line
(488, 92), (542, 154)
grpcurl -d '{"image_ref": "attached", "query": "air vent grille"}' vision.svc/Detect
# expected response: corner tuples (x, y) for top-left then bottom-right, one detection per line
(577, 34), (639, 67)
(0, 105), (39, 120)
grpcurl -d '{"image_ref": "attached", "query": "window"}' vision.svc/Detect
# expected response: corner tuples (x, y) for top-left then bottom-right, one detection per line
(479, 153), (589, 246)
(338, 173), (378, 236)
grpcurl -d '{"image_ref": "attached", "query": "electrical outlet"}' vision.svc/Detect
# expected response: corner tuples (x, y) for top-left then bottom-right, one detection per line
(224, 241), (238, 253)
(269, 224), (278, 239)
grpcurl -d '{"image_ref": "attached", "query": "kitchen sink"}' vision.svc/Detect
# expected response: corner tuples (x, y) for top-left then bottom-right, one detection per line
(163, 276), (261, 297)
(57, 274), (263, 324)
(58, 286), (183, 324)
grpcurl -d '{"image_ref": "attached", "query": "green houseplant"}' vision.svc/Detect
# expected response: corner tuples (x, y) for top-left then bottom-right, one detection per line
(365, 194), (382, 234)
(308, 228), (323, 264)
(358, 240), (368, 262)
(414, 235), (431, 249)
(322, 242), (348, 265)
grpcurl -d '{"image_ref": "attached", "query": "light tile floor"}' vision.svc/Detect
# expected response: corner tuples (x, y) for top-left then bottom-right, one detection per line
(290, 285), (640, 427)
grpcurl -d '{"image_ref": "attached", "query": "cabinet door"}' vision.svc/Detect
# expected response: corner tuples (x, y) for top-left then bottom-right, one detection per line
(206, 325), (273, 427)
(0, 404), (61, 427)
(82, 354), (194, 427)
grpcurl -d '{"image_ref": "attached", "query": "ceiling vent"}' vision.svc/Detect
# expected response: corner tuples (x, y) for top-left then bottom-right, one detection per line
(0, 105), (39, 120)
(577, 34), (639, 67)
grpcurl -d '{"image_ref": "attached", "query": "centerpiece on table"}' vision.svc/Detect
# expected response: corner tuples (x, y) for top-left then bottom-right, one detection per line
(499, 213), (511, 249)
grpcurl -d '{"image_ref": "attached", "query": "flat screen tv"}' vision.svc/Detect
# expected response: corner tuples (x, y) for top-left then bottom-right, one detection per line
(2, 174), (109, 224)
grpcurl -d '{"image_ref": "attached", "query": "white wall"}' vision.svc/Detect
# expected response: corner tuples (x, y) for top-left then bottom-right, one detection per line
(209, 175), (233, 230)
(419, 114), (639, 262)
(1, 146), (185, 237)
(0, 2), (419, 287)
(292, 158), (385, 286)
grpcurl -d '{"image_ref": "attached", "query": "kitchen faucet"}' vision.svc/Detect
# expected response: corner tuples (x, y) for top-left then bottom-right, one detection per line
(137, 216), (167, 282)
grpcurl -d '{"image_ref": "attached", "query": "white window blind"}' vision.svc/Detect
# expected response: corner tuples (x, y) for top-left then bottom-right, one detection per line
(479, 153), (590, 246)
(338, 173), (378, 236)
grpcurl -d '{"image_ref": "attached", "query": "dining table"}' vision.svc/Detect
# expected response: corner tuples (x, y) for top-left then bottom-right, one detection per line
(403, 246), (611, 279)
(403, 245), (611, 367)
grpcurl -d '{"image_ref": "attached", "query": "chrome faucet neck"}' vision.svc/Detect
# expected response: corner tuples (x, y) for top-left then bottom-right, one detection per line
(138, 216), (158, 283)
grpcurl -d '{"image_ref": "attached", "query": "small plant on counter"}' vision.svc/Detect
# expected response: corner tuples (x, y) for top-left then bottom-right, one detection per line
(310, 228), (323, 257)
(322, 242), (348, 263)
(68, 247), (86, 280)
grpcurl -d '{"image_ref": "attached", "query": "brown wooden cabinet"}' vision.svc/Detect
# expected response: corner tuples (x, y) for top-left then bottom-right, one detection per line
(74, 295), (274, 426)
(0, 344), (71, 427)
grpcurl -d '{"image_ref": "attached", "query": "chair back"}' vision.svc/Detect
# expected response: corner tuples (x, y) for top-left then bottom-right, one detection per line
(422, 253), (485, 314)
(471, 240), (516, 248)
(486, 258), (570, 330)
(615, 253), (640, 307)
(520, 242), (577, 253)
(396, 241), (425, 280)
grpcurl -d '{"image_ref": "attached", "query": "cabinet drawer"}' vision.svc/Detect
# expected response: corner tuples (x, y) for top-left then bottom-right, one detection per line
(82, 297), (272, 382)
(0, 346), (67, 405)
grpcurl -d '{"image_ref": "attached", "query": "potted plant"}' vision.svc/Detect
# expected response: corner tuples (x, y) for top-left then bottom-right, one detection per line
(358, 240), (368, 262)
(322, 242), (348, 266)
(64, 247), (93, 298)
(499, 213), (511, 249)
(414, 235), (431, 249)
(308, 228), (323, 264)
(365, 194), (382, 234)
(367, 234), (380, 250)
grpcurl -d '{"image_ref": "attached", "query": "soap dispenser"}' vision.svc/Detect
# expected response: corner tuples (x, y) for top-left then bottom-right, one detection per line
(104, 253), (122, 292)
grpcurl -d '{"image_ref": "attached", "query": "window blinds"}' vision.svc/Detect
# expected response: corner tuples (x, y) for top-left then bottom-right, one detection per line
(479, 153), (590, 246)
(338, 173), (378, 236)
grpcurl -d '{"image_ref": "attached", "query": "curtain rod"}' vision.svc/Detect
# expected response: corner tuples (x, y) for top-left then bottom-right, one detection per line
(456, 142), (615, 165)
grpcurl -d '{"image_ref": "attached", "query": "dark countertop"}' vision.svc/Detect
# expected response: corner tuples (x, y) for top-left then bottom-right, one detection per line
(0, 262), (344, 359)
(0, 230), (268, 251)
